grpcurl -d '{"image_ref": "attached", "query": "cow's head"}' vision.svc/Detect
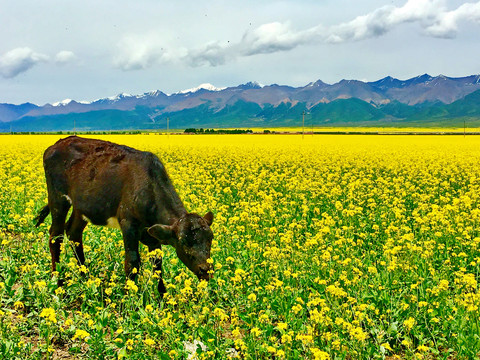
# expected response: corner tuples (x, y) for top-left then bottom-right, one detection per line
(147, 212), (214, 280)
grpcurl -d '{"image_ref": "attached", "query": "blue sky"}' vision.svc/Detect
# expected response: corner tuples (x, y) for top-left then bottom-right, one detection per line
(1, 0), (479, 105)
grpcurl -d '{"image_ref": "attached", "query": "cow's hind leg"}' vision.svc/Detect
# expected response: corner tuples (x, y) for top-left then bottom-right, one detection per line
(120, 219), (141, 281)
(65, 211), (88, 267)
(140, 230), (166, 296)
(48, 199), (70, 273)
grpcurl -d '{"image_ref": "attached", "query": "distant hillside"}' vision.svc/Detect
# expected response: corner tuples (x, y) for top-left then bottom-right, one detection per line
(2, 74), (480, 131)
(0, 103), (39, 123)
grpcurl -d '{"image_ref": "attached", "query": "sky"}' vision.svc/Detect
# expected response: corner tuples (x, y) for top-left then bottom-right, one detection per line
(1, 0), (480, 105)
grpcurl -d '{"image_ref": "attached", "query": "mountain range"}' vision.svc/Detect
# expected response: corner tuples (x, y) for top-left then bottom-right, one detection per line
(2, 74), (480, 131)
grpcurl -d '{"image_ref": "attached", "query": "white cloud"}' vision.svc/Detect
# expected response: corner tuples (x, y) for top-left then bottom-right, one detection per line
(114, 34), (186, 71)
(388, 0), (445, 24)
(239, 22), (316, 56)
(114, 0), (480, 70)
(328, 0), (460, 41)
(0, 48), (80, 79)
(186, 41), (230, 67)
(55, 50), (76, 65)
(424, 1), (480, 38)
(0, 47), (49, 78)
(114, 36), (163, 70)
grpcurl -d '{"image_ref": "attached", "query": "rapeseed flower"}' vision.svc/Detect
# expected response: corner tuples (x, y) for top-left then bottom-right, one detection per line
(144, 338), (155, 346)
(311, 349), (330, 360)
(13, 301), (24, 310)
(125, 280), (138, 293)
(403, 317), (415, 331)
(72, 329), (90, 341)
(39, 307), (56, 324)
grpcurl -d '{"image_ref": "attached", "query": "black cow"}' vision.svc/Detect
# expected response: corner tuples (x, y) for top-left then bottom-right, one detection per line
(35, 136), (214, 295)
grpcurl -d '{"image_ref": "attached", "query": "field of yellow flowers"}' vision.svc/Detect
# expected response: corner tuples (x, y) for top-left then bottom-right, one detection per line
(0, 134), (479, 359)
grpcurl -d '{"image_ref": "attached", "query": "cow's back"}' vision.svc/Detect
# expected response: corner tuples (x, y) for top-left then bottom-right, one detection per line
(44, 137), (143, 224)
(44, 136), (138, 171)
(42, 136), (183, 227)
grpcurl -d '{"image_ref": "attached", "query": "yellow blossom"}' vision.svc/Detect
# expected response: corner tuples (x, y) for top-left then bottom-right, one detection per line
(403, 317), (415, 331)
(39, 307), (56, 324)
(72, 329), (90, 341)
(144, 338), (155, 346)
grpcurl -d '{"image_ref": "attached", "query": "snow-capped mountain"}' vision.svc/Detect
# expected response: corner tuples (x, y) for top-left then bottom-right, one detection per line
(2, 75), (480, 129)
(177, 83), (227, 94)
(52, 99), (91, 107)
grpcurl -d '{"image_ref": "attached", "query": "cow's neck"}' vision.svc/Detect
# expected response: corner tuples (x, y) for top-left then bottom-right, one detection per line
(158, 203), (187, 226)
(154, 185), (188, 226)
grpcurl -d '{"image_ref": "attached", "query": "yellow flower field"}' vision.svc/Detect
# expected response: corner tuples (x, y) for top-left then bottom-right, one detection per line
(0, 134), (479, 359)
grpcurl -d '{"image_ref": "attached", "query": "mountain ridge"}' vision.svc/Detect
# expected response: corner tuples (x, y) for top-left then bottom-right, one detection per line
(2, 74), (480, 131)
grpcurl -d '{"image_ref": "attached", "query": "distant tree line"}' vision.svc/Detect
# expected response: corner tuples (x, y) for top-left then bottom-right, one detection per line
(1, 130), (143, 135)
(184, 128), (253, 134)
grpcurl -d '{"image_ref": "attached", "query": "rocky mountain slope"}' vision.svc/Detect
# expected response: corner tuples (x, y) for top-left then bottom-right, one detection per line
(2, 74), (480, 131)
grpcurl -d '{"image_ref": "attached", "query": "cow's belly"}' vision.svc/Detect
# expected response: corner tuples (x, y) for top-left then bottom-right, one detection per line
(70, 187), (121, 227)
(106, 217), (121, 229)
(75, 199), (119, 227)
(81, 213), (121, 229)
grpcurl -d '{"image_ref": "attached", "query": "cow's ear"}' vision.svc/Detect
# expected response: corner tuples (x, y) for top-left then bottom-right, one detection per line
(204, 211), (214, 226)
(147, 224), (176, 245)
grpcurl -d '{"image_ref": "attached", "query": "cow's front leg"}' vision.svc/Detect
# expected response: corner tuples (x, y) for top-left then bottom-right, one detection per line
(65, 211), (87, 267)
(140, 230), (166, 296)
(48, 200), (70, 273)
(150, 247), (166, 296)
(120, 219), (141, 281)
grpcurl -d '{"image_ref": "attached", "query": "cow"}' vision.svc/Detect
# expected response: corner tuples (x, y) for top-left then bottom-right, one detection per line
(34, 136), (214, 295)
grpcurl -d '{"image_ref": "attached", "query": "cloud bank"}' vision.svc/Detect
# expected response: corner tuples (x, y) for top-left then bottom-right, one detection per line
(113, 34), (187, 71)
(115, 0), (480, 70)
(0, 48), (77, 78)
(0, 47), (49, 78)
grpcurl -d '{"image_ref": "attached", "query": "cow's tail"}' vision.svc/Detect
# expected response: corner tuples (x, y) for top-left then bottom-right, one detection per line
(34, 205), (50, 227)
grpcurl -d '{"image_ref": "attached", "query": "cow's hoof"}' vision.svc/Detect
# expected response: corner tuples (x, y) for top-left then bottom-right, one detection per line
(158, 283), (166, 297)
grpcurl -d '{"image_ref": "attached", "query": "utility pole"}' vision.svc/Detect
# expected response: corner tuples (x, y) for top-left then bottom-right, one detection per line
(167, 117), (169, 138)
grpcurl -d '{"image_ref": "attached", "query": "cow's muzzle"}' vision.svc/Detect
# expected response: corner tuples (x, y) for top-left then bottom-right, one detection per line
(196, 263), (213, 281)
